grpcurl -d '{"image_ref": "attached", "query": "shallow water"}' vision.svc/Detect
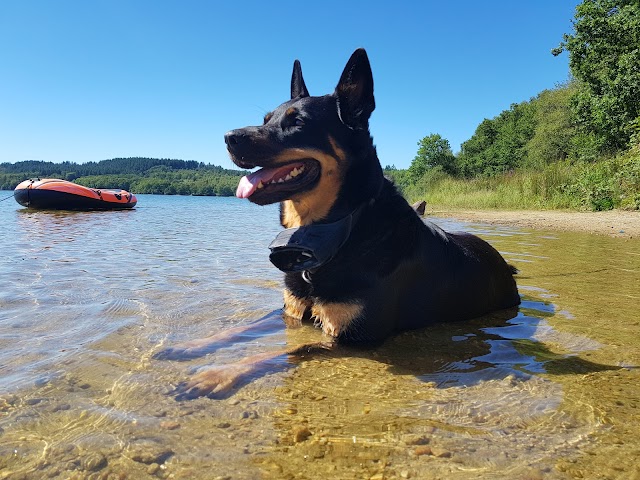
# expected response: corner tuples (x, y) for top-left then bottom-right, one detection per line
(0, 194), (639, 479)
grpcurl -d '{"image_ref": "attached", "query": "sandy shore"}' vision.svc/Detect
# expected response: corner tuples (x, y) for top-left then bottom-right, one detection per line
(430, 208), (639, 239)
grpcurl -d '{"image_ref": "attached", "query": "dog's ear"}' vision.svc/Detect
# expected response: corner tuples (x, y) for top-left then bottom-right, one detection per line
(291, 60), (310, 99)
(335, 48), (375, 130)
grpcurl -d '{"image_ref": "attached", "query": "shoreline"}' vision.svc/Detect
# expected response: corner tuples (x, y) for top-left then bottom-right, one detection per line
(429, 208), (639, 239)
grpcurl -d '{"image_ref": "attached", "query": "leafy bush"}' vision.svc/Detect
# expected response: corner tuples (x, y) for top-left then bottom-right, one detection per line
(565, 161), (617, 211)
(561, 152), (640, 211)
(617, 150), (640, 210)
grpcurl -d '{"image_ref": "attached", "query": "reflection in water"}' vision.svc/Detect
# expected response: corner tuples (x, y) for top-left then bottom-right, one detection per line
(0, 195), (639, 479)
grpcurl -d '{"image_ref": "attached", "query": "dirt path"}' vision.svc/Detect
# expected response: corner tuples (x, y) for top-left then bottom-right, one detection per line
(430, 208), (639, 239)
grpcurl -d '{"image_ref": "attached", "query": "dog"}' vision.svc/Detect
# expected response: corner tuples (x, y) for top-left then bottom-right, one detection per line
(163, 48), (520, 399)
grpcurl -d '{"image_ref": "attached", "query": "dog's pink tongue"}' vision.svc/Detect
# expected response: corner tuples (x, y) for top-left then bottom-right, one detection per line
(236, 175), (257, 199)
(236, 168), (272, 199)
(236, 163), (303, 199)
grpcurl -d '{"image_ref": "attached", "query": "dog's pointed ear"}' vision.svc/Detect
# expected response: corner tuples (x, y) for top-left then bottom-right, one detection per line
(291, 60), (310, 99)
(335, 48), (375, 130)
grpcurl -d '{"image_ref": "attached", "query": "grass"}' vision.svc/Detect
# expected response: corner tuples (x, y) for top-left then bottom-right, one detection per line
(395, 150), (640, 212)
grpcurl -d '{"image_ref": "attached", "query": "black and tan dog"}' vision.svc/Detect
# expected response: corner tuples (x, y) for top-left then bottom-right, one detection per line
(164, 49), (520, 398)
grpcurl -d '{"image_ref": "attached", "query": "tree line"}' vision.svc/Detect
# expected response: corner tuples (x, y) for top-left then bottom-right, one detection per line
(400, 0), (639, 211)
(0, 157), (246, 196)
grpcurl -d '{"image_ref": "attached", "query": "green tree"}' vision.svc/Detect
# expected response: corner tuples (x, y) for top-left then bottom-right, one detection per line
(408, 133), (456, 181)
(457, 100), (537, 177)
(553, 0), (640, 153)
(525, 84), (576, 167)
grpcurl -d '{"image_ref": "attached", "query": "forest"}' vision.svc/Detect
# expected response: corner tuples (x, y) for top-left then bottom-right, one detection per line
(0, 158), (246, 196)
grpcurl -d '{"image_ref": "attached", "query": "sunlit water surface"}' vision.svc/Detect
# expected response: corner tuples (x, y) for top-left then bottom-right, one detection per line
(0, 194), (639, 479)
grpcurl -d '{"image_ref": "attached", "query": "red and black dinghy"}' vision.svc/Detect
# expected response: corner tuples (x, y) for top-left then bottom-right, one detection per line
(14, 179), (137, 210)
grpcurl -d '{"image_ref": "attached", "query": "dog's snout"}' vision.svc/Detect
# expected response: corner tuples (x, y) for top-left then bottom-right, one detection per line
(224, 130), (247, 148)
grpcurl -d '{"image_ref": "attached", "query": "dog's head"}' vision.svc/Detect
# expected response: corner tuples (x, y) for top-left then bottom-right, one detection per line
(225, 48), (382, 226)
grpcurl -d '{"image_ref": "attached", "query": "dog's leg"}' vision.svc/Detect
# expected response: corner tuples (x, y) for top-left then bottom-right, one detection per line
(311, 301), (363, 338)
(154, 310), (284, 360)
(173, 342), (333, 400)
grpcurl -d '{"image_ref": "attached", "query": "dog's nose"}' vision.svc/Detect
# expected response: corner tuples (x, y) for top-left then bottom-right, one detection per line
(224, 130), (247, 147)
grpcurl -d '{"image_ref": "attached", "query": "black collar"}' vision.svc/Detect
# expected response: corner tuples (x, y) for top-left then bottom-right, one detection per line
(268, 203), (367, 274)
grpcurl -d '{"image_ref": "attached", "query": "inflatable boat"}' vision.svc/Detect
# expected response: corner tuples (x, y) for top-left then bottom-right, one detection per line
(14, 179), (137, 210)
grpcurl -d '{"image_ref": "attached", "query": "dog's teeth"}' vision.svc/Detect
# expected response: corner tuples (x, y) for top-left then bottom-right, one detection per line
(257, 181), (264, 189)
(278, 178), (284, 183)
(285, 174), (292, 181)
(291, 168), (299, 177)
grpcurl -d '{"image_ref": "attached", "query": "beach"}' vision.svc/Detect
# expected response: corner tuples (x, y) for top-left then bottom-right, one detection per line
(431, 208), (639, 239)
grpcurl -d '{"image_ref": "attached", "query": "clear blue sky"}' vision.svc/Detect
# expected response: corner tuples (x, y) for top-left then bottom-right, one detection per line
(0, 1), (578, 170)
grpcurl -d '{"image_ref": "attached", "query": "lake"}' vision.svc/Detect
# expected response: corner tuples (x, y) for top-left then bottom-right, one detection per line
(0, 193), (639, 479)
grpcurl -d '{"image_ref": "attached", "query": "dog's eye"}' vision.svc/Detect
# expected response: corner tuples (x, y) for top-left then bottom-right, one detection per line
(294, 118), (305, 127)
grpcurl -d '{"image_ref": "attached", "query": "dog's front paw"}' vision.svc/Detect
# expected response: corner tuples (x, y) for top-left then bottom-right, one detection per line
(173, 364), (252, 400)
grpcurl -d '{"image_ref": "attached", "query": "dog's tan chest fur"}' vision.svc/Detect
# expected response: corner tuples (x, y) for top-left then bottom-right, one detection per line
(284, 288), (362, 338)
(312, 301), (363, 337)
(283, 289), (311, 324)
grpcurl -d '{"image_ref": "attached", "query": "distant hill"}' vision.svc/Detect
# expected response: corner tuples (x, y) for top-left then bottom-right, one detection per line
(0, 157), (247, 196)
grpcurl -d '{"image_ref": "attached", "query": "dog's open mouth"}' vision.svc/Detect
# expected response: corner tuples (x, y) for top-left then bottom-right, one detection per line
(236, 159), (320, 204)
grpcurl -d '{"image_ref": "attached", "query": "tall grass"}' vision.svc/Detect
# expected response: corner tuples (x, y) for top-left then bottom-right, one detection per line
(394, 149), (640, 211)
